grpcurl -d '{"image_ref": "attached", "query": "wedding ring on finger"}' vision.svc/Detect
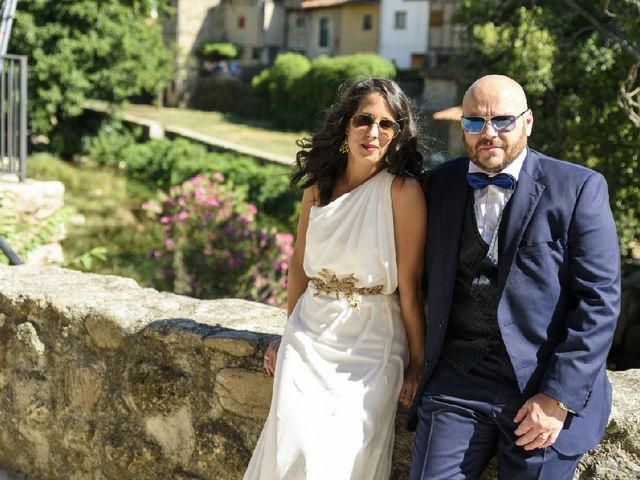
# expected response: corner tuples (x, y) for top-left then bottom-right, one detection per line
(538, 434), (548, 441)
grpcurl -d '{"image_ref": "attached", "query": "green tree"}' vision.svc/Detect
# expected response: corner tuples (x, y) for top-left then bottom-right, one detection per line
(455, 0), (640, 256)
(10, 0), (173, 140)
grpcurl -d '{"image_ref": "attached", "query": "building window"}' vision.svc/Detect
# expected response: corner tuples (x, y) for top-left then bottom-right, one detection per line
(252, 47), (262, 60)
(394, 11), (407, 30)
(363, 14), (372, 31)
(430, 9), (444, 27)
(297, 15), (305, 28)
(238, 15), (245, 29)
(319, 18), (329, 48)
(411, 53), (426, 69)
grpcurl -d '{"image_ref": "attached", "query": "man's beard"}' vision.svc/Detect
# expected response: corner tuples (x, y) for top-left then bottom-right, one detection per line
(464, 124), (528, 173)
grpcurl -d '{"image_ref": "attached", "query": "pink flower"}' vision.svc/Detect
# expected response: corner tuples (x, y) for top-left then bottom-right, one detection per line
(160, 216), (171, 224)
(212, 172), (225, 183)
(178, 211), (189, 221)
(229, 257), (243, 269)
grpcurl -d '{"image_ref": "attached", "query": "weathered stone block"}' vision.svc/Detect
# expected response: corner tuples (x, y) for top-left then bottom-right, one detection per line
(215, 368), (272, 419)
(145, 405), (195, 465)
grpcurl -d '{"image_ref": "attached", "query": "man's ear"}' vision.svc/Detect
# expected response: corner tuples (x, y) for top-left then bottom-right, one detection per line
(525, 110), (534, 137)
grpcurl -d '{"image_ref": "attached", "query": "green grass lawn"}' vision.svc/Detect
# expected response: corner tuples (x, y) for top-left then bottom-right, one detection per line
(86, 101), (306, 160)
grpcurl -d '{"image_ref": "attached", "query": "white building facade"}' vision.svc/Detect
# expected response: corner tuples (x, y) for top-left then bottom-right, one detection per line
(378, 0), (429, 69)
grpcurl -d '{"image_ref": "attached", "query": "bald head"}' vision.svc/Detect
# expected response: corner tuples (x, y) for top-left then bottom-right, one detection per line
(462, 75), (528, 114)
(461, 74), (533, 173)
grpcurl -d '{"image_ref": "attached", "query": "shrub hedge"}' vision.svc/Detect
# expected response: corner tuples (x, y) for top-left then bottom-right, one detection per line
(252, 52), (396, 130)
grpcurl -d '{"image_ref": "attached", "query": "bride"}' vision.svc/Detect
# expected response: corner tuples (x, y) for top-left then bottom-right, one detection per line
(244, 78), (427, 480)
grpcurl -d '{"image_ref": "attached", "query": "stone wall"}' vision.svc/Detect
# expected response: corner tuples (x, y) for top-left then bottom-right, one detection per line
(0, 265), (638, 479)
(0, 178), (66, 265)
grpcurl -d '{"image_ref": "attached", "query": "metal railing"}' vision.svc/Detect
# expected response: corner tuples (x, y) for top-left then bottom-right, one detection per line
(0, 54), (27, 181)
(0, 235), (22, 264)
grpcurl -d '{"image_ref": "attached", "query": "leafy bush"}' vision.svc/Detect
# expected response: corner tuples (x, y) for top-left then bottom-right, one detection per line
(83, 117), (138, 167)
(108, 136), (298, 230)
(143, 173), (292, 306)
(201, 155), (298, 230)
(120, 138), (210, 188)
(252, 52), (311, 127)
(198, 42), (240, 60)
(252, 52), (396, 130)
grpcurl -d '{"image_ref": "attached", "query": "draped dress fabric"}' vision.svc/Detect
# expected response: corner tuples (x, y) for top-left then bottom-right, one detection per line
(244, 170), (409, 480)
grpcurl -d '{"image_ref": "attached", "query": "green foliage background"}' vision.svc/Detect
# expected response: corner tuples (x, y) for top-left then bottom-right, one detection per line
(455, 0), (640, 256)
(252, 52), (396, 130)
(85, 122), (299, 232)
(10, 0), (173, 142)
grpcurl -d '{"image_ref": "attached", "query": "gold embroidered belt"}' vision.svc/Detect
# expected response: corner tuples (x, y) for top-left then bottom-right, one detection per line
(309, 268), (384, 308)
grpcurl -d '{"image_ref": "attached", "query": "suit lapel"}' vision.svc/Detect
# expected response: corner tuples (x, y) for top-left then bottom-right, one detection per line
(437, 160), (468, 308)
(498, 149), (546, 290)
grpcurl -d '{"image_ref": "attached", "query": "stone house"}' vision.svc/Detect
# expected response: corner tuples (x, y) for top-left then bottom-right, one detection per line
(295, 0), (379, 59)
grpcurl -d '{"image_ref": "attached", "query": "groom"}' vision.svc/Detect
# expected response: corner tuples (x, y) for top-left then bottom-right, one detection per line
(409, 74), (621, 479)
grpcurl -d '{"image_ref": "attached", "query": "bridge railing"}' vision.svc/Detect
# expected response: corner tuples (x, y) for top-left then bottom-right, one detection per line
(0, 54), (27, 182)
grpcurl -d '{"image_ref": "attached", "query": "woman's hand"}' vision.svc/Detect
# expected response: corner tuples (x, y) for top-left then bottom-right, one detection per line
(263, 339), (281, 376)
(398, 363), (421, 408)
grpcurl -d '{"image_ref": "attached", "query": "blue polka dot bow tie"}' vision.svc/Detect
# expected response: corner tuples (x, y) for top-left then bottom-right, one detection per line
(467, 172), (516, 190)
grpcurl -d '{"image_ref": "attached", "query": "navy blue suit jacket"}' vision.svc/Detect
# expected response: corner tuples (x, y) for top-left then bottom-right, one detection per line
(408, 148), (621, 456)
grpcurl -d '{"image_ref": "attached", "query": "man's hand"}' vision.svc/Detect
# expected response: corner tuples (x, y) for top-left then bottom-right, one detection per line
(513, 393), (568, 450)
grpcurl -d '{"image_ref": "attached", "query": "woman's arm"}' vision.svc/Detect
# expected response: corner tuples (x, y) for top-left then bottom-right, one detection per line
(285, 186), (314, 316)
(263, 186), (315, 375)
(391, 176), (427, 407)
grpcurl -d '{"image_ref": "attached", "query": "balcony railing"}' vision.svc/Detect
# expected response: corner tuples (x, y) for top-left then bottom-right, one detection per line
(0, 54), (27, 182)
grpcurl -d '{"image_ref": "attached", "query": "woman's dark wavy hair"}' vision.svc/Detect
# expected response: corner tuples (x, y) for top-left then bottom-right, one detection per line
(290, 77), (425, 206)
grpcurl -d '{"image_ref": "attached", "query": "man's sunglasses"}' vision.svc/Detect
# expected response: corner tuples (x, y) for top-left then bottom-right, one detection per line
(351, 113), (401, 139)
(460, 109), (529, 134)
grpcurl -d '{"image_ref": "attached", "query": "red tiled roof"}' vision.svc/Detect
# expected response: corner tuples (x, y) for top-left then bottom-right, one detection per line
(433, 105), (462, 121)
(302, 0), (376, 9)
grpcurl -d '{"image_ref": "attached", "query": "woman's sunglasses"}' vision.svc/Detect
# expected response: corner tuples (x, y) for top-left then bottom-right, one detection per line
(351, 113), (401, 139)
(460, 109), (529, 134)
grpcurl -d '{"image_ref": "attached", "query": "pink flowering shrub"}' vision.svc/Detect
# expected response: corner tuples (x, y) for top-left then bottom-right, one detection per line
(142, 173), (292, 306)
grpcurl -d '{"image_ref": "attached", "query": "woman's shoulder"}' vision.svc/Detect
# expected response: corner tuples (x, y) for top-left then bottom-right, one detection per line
(390, 173), (425, 202)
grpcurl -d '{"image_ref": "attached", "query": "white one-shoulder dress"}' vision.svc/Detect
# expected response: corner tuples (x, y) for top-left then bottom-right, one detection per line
(244, 170), (408, 480)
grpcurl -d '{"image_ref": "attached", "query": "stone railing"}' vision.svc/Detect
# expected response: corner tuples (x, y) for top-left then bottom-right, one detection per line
(0, 265), (638, 479)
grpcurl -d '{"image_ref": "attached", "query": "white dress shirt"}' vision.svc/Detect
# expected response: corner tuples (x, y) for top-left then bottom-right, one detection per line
(468, 147), (527, 244)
